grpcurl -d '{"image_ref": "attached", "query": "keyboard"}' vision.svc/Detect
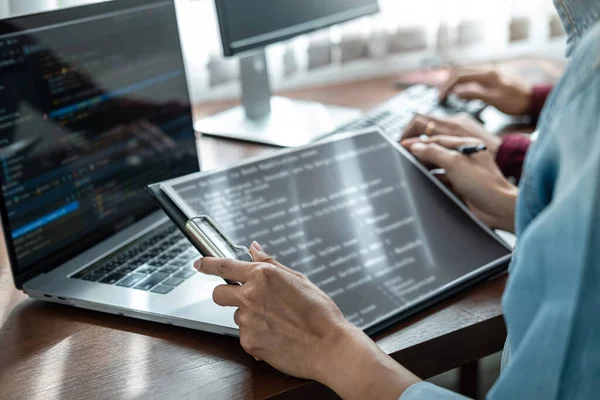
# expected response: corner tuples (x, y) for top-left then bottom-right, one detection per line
(72, 222), (199, 295)
(329, 84), (487, 141)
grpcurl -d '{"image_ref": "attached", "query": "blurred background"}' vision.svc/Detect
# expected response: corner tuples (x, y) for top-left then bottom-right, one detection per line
(0, 0), (565, 105)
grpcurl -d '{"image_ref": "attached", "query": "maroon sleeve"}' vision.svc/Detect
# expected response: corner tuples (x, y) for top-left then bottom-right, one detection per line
(496, 134), (532, 185)
(528, 84), (553, 120)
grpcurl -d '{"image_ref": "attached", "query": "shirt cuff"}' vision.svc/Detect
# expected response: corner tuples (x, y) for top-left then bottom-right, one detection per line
(495, 134), (532, 185)
(528, 84), (553, 119)
(400, 382), (470, 400)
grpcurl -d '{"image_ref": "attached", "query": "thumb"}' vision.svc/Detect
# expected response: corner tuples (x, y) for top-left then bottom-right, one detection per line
(250, 241), (264, 252)
(249, 241), (269, 262)
(409, 142), (458, 171)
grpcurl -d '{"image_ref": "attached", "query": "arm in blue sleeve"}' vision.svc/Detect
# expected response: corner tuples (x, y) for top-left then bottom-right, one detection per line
(403, 52), (600, 400)
(487, 70), (600, 399)
(400, 382), (470, 400)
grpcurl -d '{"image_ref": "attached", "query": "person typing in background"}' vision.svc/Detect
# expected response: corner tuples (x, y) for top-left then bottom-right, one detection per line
(402, 69), (553, 185)
(192, 0), (600, 398)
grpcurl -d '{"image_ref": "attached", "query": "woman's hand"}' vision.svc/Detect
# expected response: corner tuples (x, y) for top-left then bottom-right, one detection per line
(401, 113), (503, 159)
(402, 135), (518, 233)
(195, 243), (420, 400)
(439, 67), (532, 116)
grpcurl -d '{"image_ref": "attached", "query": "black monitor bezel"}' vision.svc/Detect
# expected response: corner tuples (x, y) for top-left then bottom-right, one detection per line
(214, 0), (380, 56)
(0, 0), (198, 289)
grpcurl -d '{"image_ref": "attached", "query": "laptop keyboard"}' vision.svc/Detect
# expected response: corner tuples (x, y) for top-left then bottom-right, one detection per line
(71, 222), (199, 295)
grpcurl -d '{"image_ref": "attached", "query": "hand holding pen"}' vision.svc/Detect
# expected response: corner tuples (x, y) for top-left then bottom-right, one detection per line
(400, 134), (517, 232)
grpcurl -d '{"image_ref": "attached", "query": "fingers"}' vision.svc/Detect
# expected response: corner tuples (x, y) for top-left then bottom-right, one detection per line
(402, 135), (478, 150)
(439, 68), (499, 101)
(418, 135), (482, 149)
(250, 241), (264, 253)
(196, 241), (301, 283)
(249, 242), (304, 278)
(401, 114), (454, 139)
(453, 85), (495, 104)
(401, 137), (424, 148)
(435, 172), (453, 189)
(406, 142), (462, 171)
(235, 310), (262, 361)
(196, 257), (255, 283)
(233, 308), (242, 326)
(213, 284), (243, 307)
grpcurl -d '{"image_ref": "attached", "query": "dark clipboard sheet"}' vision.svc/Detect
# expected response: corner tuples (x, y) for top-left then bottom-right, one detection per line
(148, 129), (512, 336)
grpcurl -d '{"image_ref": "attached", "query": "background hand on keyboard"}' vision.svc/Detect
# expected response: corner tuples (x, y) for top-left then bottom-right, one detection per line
(401, 114), (502, 158)
(326, 84), (486, 142)
(438, 67), (532, 116)
(402, 135), (517, 233)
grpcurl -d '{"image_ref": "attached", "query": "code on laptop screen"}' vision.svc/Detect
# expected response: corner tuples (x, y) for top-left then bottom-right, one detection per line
(0, 0), (198, 275)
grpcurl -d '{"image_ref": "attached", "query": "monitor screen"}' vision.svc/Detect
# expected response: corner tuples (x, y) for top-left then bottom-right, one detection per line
(216, 0), (380, 55)
(0, 0), (199, 280)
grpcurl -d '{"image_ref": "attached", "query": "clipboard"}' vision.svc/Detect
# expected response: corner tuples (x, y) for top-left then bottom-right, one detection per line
(146, 129), (512, 337)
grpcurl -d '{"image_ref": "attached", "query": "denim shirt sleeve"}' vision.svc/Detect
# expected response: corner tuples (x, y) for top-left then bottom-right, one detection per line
(402, 23), (600, 400)
(488, 56), (600, 400)
(400, 81), (600, 400)
(400, 382), (469, 400)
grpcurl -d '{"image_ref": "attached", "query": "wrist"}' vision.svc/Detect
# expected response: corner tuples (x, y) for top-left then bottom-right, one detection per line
(313, 323), (360, 388)
(316, 324), (420, 400)
(487, 135), (503, 159)
(494, 184), (518, 233)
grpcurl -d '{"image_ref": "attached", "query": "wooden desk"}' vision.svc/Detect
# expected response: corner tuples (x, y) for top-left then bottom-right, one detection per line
(0, 60), (561, 400)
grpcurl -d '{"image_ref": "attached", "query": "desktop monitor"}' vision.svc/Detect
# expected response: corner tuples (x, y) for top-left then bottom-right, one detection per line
(196, 0), (380, 147)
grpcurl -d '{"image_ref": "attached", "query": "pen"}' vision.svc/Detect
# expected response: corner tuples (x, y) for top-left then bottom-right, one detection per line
(457, 144), (487, 155)
(427, 144), (487, 177)
(429, 144), (486, 177)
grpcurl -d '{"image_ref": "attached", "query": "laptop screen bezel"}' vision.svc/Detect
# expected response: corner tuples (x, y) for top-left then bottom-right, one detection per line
(0, 0), (198, 289)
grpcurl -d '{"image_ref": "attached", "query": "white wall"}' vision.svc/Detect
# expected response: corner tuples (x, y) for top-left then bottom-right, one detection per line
(58, 0), (106, 8)
(8, 0), (56, 16)
(0, 0), (9, 18)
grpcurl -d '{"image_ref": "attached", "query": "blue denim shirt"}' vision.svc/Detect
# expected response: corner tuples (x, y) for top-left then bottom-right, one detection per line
(402, 1), (600, 398)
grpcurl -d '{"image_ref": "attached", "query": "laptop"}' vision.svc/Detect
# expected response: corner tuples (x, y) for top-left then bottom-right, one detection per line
(0, 0), (238, 336)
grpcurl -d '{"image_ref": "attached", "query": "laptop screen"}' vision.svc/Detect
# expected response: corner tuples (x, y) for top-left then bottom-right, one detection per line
(0, 0), (199, 278)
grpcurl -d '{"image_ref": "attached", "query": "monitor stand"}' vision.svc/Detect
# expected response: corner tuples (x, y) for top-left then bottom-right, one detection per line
(195, 51), (362, 148)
